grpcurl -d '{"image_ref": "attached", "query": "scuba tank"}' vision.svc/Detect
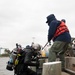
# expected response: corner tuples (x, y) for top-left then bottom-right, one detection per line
(9, 49), (17, 63)
(6, 48), (17, 71)
(6, 43), (22, 71)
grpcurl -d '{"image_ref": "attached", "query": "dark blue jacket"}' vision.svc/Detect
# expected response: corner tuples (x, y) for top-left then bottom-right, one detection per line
(46, 14), (71, 42)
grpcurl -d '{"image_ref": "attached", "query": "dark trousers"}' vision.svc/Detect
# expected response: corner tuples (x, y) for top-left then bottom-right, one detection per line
(48, 41), (71, 68)
(14, 68), (37, 75)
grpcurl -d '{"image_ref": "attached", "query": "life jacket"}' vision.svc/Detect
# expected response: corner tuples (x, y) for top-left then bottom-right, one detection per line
(52, 21), (69, 40)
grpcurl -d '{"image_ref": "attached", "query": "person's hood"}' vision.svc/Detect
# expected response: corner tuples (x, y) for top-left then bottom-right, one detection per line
(46, 14), (56, 24)
(26, 45), (32, 49)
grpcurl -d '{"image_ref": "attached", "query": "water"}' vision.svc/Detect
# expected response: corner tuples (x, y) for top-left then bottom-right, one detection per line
(0, 57), (14, 75)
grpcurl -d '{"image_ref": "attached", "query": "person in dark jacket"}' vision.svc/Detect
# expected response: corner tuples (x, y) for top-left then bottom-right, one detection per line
(6, 44), (40, 75)
(46, 14), (71, 70)
(14, 45), (39, 75)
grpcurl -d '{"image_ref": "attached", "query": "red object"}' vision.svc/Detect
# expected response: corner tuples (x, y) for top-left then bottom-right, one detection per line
(53, 21), (69, 39)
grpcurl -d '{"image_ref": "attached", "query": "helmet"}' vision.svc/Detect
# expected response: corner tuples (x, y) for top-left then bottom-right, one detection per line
(26, 45), (31, 49)
(31, 43), (41, 51)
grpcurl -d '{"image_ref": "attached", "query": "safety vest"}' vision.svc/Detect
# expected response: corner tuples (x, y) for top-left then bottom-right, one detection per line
(53, 21), (69, 39)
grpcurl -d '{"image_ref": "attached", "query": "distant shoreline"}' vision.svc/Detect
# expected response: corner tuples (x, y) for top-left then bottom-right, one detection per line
(0, 56), (9, 57)
(0, 54), (9, 57)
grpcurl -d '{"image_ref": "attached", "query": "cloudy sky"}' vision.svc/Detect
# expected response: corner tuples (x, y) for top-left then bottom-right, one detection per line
(0, 0), (75, 50)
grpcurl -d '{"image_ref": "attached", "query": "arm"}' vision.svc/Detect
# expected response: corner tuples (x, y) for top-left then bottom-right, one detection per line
(48, 21), (60, 42)
(24, 49), (39, 66)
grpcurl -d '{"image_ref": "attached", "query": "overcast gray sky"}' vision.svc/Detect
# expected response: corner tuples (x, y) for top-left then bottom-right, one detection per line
(0, 0), (75, 50)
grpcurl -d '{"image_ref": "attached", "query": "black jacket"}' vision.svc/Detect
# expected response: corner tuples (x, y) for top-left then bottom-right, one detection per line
(46, 14), (71, 42)
(14, 46), (39, 74)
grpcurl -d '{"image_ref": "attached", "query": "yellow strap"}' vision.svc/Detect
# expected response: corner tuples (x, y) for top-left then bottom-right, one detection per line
(17, 54), (21, 56)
